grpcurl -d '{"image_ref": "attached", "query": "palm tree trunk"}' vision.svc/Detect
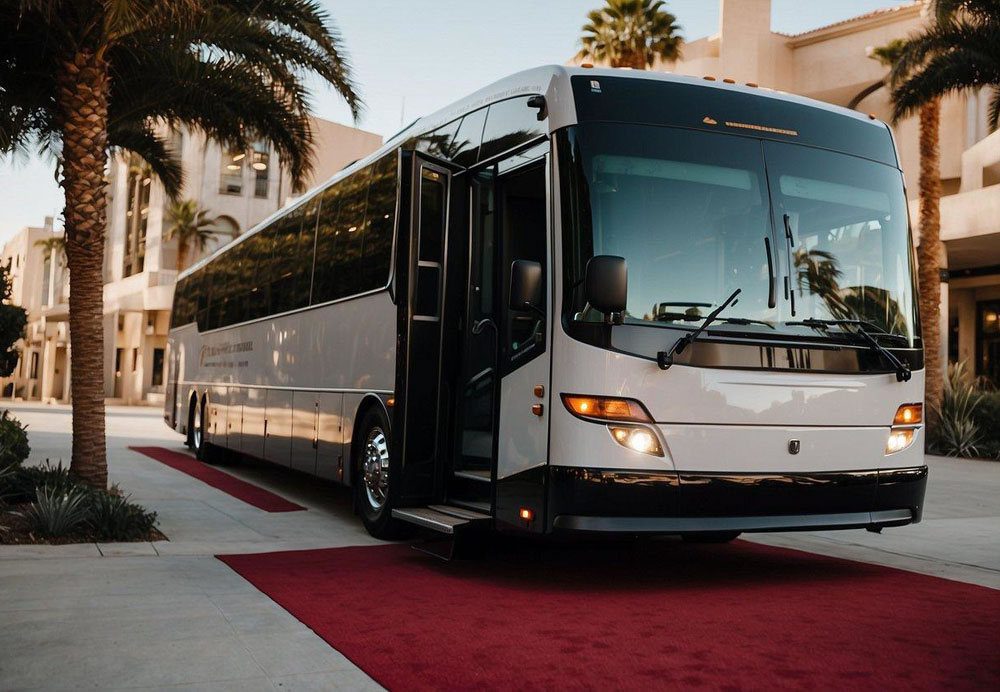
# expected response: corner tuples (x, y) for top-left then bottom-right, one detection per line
(57, 48), (109, 488)
(917, 98), (943, 424)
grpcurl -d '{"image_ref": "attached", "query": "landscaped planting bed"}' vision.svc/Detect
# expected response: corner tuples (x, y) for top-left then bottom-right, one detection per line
(0, 411), (164, 545)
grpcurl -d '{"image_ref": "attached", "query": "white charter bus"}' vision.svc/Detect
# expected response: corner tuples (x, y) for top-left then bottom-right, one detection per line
(165, 66), (927, 541)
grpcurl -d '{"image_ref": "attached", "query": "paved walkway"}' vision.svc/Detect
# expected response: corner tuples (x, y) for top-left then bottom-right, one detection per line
(0, 403), (997, 689)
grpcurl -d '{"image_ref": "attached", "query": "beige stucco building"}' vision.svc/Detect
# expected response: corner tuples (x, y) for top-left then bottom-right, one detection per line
(573, 0), (1000, 385)
(0, 217), (71, 403)
(102, 116), (382, 404)
(2, 116), (380, 406)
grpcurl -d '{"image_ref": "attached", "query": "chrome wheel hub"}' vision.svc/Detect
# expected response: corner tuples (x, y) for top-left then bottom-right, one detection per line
(193, 404), (203, 449)
(362, 427), (389, 510)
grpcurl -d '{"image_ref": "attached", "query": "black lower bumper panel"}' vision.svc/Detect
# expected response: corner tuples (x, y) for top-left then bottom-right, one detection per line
(547, 466), (927, 534)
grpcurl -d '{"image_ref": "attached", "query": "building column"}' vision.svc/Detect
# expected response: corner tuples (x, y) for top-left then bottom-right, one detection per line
(39, 337), (57, 402)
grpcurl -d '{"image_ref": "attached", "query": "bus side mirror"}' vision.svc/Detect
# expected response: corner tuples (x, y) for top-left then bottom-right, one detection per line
(509, 259), (543, 315)
(585, 255), (627, 318)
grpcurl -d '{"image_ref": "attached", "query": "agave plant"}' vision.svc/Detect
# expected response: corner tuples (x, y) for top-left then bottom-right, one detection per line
(20, 485), (92, 538)
(931, 361), (984, 457)
(87, 488), (157, 541)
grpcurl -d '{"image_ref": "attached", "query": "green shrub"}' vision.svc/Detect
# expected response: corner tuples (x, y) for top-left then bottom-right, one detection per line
(20, 485), (92, 538)
(930, 362), (984, 458)
(87, 488), (158, 541)
(0, 410), (30, 471)
(973, 390), (1000, 459)
(1, 462), (75, 505)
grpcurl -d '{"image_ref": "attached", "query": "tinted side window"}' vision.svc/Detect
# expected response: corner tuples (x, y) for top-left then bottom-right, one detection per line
(479, 97), (545, 162)
(415, 118), (463, 160)
(336, 168), (372, 298)
(268, 207), (304, 315)
(452, 108), (487, 168)
(312, 183), (342, 304)
(246, 227), (274, 320)
(363, 153), (397, 291)
(298, 200), (320, 303)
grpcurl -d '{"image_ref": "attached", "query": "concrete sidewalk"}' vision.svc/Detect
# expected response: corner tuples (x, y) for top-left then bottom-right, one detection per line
(0, 404), (383, 691)
(0, 403), (997, 690)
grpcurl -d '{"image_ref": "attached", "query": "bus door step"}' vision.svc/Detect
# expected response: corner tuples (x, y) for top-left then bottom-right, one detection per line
(392, 505), (491, 534)
(394, 505), (492, 560)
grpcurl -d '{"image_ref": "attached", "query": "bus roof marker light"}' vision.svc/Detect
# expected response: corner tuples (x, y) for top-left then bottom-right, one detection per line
(581, 62), (594, 69)
(703, 75), (716, 81)
(723, 77), (736, 84)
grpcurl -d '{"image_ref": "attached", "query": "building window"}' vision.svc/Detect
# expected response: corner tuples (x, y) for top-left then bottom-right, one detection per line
(123, 155), (151, 277)
(29, 352), (38, 379)
(220, 147), (245, 195)
(252, 143), (270, 198)
(41, 254), (51, 307)
(152, 348), (165, 387)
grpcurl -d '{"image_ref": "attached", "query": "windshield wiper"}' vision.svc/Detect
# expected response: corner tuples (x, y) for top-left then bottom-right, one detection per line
(782, 214), (796, 317)
(720, 317), (776, 329)
(657, 288), (741, 370)
(787, 318), (912, 382)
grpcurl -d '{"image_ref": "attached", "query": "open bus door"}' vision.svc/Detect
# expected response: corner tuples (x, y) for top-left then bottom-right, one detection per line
(391, 150), (467, 510)
(390, 146), (551, 540)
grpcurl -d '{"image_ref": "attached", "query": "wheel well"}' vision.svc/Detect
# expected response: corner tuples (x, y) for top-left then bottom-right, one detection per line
(186, 391), (198, 444)
(349, 395), (390, 487)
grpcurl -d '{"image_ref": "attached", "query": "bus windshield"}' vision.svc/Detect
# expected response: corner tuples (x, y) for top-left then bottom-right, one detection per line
(559, 122), (920, 346)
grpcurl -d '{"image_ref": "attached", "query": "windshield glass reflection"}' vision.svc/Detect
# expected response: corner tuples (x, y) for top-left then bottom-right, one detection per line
(560, 123), (919, 346)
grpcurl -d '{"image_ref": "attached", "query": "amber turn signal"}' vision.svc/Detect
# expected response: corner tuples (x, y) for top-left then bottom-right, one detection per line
(893, 403), (922, 426)
(561, 395), (652, 423)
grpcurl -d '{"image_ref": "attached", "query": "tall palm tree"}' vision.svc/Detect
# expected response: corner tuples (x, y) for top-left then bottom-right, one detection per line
(886, 0), (1000, 418)
(891, 0), (1000, 131)
(577, 0), (683, 69)
(0, 1), (361, 488)
(847, 39), (909, 110)
(166, 200), (223, 272)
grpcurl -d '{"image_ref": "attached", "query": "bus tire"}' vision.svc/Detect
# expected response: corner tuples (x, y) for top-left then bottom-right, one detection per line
(355, 406), (407, 540)
(193, 396), (210, 462)
(681, 531), (741, 544)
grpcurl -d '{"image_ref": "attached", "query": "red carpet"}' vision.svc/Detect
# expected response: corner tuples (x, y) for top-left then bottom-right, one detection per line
(220, 540), (999, 690)
(130, 446), (305, 512)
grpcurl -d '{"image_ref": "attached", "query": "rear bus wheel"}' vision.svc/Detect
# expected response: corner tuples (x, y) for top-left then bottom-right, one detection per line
(193, 397), (210, 462)
(355, 407), (408, 539)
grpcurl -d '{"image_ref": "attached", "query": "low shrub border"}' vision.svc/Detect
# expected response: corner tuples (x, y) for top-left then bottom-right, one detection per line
(0, 464), (165, 544)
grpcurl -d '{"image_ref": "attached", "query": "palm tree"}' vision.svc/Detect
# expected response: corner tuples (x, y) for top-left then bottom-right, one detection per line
(891, 0), (1000, 131)
(166, 200), (224, 273)
(885, 0), (1000, 418)
(34, 235), (66, 264)
(0, 1), (361, 488)
(577, 0), (683, 69)
(847, 39), (909, 110)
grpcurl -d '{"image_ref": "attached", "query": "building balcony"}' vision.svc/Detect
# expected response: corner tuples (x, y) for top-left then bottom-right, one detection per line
(103, 269), (177, 314)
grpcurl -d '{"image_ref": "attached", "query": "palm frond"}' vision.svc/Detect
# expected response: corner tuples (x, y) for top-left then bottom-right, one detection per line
(890, 12), (1000, 126)
(108, 120), (183, 197)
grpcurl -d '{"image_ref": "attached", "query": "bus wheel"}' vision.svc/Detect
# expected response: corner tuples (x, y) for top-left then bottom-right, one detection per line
(355, 407), (407, 539)
(193, 397), (209, 462)
(681, 531), (741, 544)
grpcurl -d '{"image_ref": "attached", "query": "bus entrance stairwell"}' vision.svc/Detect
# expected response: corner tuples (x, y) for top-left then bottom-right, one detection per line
(393, 152), (461, 509)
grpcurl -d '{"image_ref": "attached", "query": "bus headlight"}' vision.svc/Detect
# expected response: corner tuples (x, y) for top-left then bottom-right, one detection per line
(885, 427), (916, 455)
(886, 404), (921, 454)
(608, 425), (663, 456)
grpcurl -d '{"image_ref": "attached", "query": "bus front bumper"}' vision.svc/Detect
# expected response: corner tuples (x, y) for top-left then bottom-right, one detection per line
(547, 466), (927, 534)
